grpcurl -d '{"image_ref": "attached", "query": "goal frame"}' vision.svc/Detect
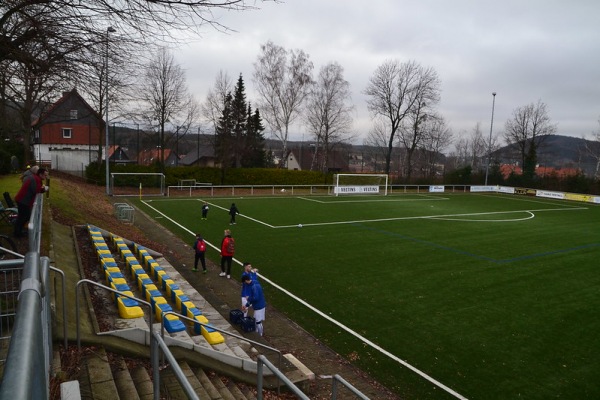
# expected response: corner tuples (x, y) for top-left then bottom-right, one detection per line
(110, 172), (166, 197)
(333, 173), (389, 196)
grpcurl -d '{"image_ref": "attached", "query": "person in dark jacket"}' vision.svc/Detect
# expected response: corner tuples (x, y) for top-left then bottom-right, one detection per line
(201, 202), (209, 220)
(242, 274), (266, 336)
(229, 203), (239, 225)
(14, 167), (48, 238)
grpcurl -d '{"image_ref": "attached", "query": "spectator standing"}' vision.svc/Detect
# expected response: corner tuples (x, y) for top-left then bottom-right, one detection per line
(240, 262), (259, 317)
(201, 202), (209, 220)
(14, 167), (48, 237)
(229, 203), (239, 225)
(242, 274), (266, 336)
(220, 229), (235, 278)
(192, 233), (207, 273)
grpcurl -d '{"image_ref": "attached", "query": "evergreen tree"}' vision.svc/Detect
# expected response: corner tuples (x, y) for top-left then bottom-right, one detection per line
(215, 92), (234, 176)
(242, 105), (266, 167)
(231, 74), (248, 167)
(215, 73), (266, 169)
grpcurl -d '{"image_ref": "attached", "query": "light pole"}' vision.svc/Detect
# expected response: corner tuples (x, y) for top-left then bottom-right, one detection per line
(484, 92), (497, 186)
(105, 26), (116, 195)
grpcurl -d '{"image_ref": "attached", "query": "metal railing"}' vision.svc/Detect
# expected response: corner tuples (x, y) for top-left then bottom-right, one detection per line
(332, 374), (370, 400)
(0, 194), (52, 400)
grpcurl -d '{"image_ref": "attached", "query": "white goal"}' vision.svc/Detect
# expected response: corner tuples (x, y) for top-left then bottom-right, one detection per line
(110, 172), (165, 197)
(333, 174), (388, 196)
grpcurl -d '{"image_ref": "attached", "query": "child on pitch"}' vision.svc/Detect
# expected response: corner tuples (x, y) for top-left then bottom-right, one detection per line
(192, 233), (207, 273)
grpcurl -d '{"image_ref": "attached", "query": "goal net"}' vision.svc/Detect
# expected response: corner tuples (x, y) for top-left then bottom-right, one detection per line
(333, 174), (388, 196)
(110, 173), (165, 197)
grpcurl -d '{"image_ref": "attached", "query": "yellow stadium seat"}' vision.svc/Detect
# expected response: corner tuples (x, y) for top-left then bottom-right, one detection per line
(136, 273), (151, 290)
(117, 298), (144, 319)
(201, 324), (225, 345)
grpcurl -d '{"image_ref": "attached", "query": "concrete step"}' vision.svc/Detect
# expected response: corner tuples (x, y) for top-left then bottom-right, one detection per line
(209, 373), (238, 400)
(130, 365), (154, 400)
(195, 368), (223, 399)
(112, 356), (141, 400)
(225, 379), (252, 400)
(161, 360), (206, 399)
(83, 347), (120, 399)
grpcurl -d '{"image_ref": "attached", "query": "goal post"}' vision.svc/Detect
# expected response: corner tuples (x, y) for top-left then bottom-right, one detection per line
(333, 173), (389, 196)
(110, 172), (165, 197)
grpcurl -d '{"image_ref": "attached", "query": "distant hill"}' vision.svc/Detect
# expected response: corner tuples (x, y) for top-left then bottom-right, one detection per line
(495, 134), (599, 177)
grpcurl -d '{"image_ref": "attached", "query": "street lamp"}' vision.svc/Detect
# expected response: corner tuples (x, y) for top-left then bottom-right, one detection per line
(105, 26), (116, 195)
(484, 92), (497, 186)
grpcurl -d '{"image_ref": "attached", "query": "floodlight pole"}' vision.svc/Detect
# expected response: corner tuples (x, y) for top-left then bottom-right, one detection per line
(484, 92), (497, 186)
(105, 26), (116, 195)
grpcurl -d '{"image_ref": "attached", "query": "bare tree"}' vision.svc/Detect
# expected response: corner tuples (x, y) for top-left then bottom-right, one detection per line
(363, 118), (393, 173)
(0, 32), (72, 161)
(504, 99), (557, 179)
(0, 0), (266, 66)
(137, 48), (196, 169)
(468, 123), (486, 169)
(364, 59), (441, 175)
(202, 70), (233, 132)
(304, 62), (354, 172)
(583, 117), (600, 179)
(420, 115), (453, 180)
(397, 82), (441, 180)
(253, 40), (313, 167)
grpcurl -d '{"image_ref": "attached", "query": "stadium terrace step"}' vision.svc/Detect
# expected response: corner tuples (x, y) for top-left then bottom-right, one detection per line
(113, 357), (141, 400)
(74, 225), (313, 398)
(82, 347), (120, 399)
(130, 365), (154, 400)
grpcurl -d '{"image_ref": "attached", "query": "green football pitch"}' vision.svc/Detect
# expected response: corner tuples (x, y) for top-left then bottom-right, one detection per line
(134, 192), (600, 400)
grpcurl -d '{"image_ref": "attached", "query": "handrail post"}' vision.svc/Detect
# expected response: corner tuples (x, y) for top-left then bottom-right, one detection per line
(50, 266), (68, 349)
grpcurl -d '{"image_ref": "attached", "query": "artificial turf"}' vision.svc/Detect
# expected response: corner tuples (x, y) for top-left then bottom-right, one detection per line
(135, 192), (600, 399)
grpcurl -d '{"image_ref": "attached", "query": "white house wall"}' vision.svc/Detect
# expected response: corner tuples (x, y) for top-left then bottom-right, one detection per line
(34, 144), (102, 176)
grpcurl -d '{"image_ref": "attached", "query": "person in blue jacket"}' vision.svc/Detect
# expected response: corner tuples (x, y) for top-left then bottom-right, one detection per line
(242, 274), (266, 336)
(240, 262), (259, 317)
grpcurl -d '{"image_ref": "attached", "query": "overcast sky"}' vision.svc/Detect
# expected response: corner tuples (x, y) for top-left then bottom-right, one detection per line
(173, 0), (600, 145)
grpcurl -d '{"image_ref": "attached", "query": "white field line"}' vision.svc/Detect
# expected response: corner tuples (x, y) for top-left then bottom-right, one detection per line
(298, 195), (449, 204)
(257, 274), (469, 400)
(276, 207), (587, 229)
(142, 199), (467, 400)
(429, 211), (535, 222)
(473, 193), (587, 209)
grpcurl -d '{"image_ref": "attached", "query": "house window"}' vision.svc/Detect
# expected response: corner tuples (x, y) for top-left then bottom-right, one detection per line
(62, 128), (72, 138)
(70, 109), (78, 119)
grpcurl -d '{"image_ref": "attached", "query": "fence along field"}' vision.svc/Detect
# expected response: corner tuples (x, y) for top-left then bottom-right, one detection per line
(136, 192), (600, 400)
